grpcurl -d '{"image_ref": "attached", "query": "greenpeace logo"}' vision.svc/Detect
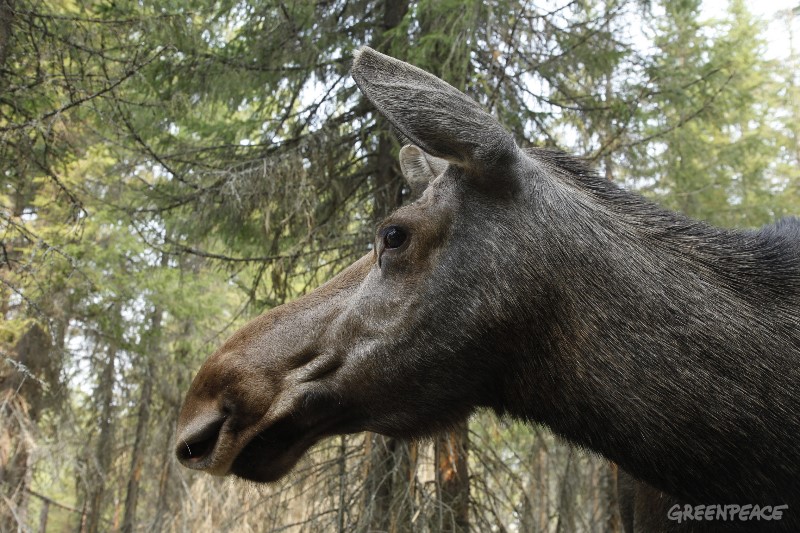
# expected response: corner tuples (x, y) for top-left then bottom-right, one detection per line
(668, 504), (788, 523)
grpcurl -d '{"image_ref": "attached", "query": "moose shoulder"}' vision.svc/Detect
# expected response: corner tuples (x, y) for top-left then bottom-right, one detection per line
(176, 47), (800, 530)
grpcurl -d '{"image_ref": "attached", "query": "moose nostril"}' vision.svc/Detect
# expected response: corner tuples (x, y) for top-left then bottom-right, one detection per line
(180, 434), (215, 463)
(176, 416), (225, 467)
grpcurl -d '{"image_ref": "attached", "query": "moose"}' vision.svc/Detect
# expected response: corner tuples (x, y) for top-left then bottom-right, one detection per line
(176, 48), (800, 531)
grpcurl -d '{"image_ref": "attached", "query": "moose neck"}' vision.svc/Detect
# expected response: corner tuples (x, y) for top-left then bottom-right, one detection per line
(496, 156), (800, 506)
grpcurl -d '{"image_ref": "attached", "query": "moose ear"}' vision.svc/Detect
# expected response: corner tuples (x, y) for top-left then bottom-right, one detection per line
(399, 145), (448, 199)
(352, 47), (519, 180)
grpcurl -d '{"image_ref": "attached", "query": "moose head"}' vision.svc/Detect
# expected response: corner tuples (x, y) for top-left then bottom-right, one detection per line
(176, 48), (800, 522)
(174, 47), (535, 481)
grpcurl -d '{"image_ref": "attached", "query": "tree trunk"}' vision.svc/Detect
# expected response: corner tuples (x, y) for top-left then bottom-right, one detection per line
(121, 347), (154, 532)
(121, 276), (165, 532)
(0, 391), (32, 531)
(519, 433), (548, 532)
(363, 435), (417, 533)
(85, 326), (119, 533)
(151, 420), (176, 532)
(599, 461), (622, 533)
(37, 499), (49, 532)
(0, 0), (13, 83)
(434, 420), (469, 533)
(555, 449), (578, 533)
(152, 332), (194, 531)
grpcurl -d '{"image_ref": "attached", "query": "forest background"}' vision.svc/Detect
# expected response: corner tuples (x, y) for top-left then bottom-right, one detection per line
(2, 0), (799, 531)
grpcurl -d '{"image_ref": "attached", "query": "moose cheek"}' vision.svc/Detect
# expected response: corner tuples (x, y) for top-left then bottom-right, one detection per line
(378, 249), (410, 274)
(377, 238), (412, 269)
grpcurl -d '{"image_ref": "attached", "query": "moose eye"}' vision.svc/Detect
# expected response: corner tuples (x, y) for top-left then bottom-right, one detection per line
(382, 226), (408, 249)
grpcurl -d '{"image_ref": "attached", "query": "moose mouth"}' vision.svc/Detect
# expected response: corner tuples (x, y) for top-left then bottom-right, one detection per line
(177, 387), (359, 482)
(229, 415), (333, 482)
(230, 394), (361, 483)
